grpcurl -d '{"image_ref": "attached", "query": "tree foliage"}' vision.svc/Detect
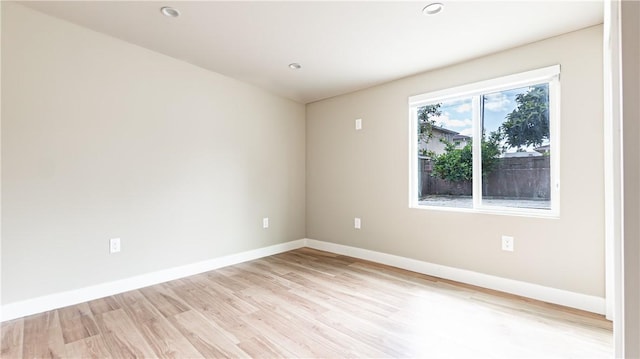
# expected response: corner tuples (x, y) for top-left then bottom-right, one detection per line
(501, 85), (549, 149)
(430, 133), (503, 182)
(417, 104), (441, 146)
(431, 141), (473, 182)
(422, 85), (550, 183)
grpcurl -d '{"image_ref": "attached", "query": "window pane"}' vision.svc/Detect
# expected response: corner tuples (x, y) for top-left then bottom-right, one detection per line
(417, 97), (473, 208)
(481, 84), (551, 209)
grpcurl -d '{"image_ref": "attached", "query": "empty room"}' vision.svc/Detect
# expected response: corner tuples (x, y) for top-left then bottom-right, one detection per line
(1, 1), (639, 358)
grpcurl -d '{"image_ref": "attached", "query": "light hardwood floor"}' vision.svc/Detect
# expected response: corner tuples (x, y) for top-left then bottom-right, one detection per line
(1, 248), (612, 358)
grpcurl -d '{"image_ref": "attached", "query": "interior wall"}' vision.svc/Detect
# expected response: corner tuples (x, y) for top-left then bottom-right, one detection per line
(621, 0), (640, 356)
(306, 25), (605, 297)
(1, 3), (306, 304)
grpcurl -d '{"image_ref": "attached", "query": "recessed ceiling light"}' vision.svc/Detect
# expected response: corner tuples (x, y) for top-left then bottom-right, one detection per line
(288, 63), (302, 70)
(422, 2), (444, 15)
(160, 6), (180, 18)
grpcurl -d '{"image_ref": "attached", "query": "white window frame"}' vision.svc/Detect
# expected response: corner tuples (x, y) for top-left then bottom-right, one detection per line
(409, 65), (561, 217)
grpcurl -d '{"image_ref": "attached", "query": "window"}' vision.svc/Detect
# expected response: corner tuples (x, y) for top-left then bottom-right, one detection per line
(409, 66), (560, 216)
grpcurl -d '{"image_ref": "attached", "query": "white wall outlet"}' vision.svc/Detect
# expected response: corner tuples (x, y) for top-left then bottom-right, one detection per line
(109, 238), (121, 254)
(355, 118), (362, 131)
(263, 217), (269, 229)
(354, 217), (361, 229)
(501, 235), (514, 252)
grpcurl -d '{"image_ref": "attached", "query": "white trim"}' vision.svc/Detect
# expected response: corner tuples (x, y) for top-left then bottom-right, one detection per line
(409, 66), (561, 217)
(1, 237), (606, 322)
(472, 95), (482, 209)
(409, 203), (561, 219)
(305, 239), (606, 315)
(0, 239), (306, 322)
(548, 72), (561, 216)
(603, 0), (624, 332)
(408, 65), (560, 107)
(408, 107), (418, 208)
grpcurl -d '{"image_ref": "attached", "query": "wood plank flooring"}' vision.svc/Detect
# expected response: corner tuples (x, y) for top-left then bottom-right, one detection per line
(1, 248), (613, 358)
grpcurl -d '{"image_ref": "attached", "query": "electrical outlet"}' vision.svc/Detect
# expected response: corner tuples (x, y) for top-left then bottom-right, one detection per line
(501, 235), (514, 252)
(263, 217), (269, 229)
(354, 217), (361, 229)
(110, 238), (121, 254)
(355, 118), (362, 130)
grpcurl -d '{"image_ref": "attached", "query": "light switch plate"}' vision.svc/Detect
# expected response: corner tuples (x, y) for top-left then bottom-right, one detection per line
(110, 238), (121, 253)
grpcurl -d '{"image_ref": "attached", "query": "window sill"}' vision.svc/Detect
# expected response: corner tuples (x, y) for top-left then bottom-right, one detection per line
(410, 204), (560, 219)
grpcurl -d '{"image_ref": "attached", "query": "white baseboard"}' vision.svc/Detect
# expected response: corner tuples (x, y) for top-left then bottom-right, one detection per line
(0, 239), (306, 322)
(304, 239), (606, 315)
(1, 237), (605, 322)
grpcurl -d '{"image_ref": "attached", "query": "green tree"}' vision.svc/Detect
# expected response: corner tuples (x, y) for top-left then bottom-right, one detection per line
(417, 104), (441, 147)
(501, 85), (549, 149)
(430, 132), (503, 182)
(431, 141), (473, 182)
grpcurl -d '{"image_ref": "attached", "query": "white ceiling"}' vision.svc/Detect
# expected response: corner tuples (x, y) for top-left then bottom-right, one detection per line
(20, 1), (603, 104)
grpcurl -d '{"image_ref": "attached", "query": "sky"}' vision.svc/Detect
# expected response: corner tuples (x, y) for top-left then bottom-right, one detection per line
(428, 84), (550, 151)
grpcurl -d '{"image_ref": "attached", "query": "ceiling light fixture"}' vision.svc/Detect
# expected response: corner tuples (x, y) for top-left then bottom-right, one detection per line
(288, 63), (302, 70)
(422, 2), (444, 15)
(160, 6), (180, 18)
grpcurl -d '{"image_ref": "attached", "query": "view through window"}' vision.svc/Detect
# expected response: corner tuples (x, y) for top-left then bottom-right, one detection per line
(411, 66), (559, 214)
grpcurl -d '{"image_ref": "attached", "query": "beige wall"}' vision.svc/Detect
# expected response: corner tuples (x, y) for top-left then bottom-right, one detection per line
(1, 3), (306, 304)
(0, 1), (615, 314)
(621, 0), (640, 356)
(307, 25), (605, 297)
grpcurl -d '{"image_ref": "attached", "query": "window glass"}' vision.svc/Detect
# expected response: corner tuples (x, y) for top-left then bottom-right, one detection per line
(409, 65), (559, 216)
(417, 98), (473, 208)
(481, 85), (551, 209)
